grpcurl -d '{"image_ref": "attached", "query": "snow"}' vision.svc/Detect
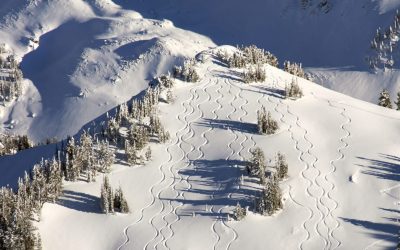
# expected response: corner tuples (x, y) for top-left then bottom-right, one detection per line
(33, 52), (399, 249)
(0, 0), (398, 249)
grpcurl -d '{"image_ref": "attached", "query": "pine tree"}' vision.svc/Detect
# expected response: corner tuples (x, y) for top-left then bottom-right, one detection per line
(378, 89), (393, 108)
(247, 147), (266, 180)
(114, 186), (130, 213)
(285, 79), (303, 99)
(395, 91), (400, 110)
(100, 176), (114, 214)
(275, 152), (288, 180)
(145, 147), (152, 161)
(257, 176), (282, 215)
(95, 140), (115, 173)
(233, 203), (246, 221)
(125, 141), (138, 166)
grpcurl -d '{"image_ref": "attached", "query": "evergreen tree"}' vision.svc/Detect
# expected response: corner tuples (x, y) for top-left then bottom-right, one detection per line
(247, 147), (266, 179)
(257, 106), (279, 135)
(395, 91), (400, 110)
(275, 152), (288, 180)
(378, 89), (393, 108)
(257, 176), (282, 215)
(114, 186), (130, 213)
(285, 79), (303, 99)
(233, 203), (246, 221)
(95, 140), (115, 173)
(125, 141), (138, 166)
(145, 147), (152, 161)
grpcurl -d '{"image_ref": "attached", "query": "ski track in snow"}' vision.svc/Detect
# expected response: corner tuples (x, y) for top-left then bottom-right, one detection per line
(117, 77), (197, 250)
(258, 79), (313, 250)
(325, 98), (352, 250)
(143, 80), (201, 250)
(160, 78), (214, 250)
(211, 77), (239, 250)
(272, 78), (330, 249)
(209, 79), (224, 250)
(146, 79), (203, 250)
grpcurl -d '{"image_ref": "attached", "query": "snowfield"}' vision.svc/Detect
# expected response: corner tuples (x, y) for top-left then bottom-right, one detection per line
(36, 52), (399, 249)
(0, 0), (399, 250)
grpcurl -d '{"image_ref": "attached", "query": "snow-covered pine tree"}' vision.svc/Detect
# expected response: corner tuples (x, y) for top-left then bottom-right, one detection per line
(275, 152), (288, 180)
(100, 176), (113, 214)
(114, 186), (130, 213)
(247, 147), (266, 179)
(233, 203), (246, 221)
(395, 91), (400, 110)
(125, 141), (138, 166)
(285, 79), (303, 99)
(256, 175), (283, 215)
(378, 89), (393, 108)
(145, 147), (152, 161)
(95, 140), (115, 173)
(257, 106), (279, 135)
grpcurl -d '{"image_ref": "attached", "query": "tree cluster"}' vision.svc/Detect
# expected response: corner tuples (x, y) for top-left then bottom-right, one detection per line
(257, 106), (279, 135)
(223, 45), (278, 68)
(378, 89), (396, 109)
(0, 158), (63, 249)
(285, 79), (303, 99)
(367, 10), (400, 70)
(283, 61), (306, 79)
(246, 148), (289, 216)
(173, 59), (200, 82)
(0, 46), (23, 103)
(0, 134), (32, 156)
(0, 71), (173, 248)
(63, 133), (115, 183)
(241, 64), (266, 83)
(100, 176), (129, 214)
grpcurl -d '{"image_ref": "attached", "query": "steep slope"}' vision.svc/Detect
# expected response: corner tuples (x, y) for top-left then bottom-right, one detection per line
(0, 0), (214, 142)
(36, 48), (399, 250)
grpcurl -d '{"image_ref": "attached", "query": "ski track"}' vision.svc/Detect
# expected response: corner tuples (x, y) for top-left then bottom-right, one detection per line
(222, 78), (240, 250)
(209, 78), (224, 250)
(272, 78), (330, 249)
(117, 77), (197, 250)
(258, 79), (313, 250)
(143, 80), (201, 250)
(160, 78), (214, 250)
(211, 78), (239, 250)
(146, 78), (207, 250)
(325, 98), (351, 250)
(154, 66), (217, 249)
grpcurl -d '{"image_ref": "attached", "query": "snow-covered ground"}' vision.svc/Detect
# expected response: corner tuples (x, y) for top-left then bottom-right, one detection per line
(35, 52), (399, 249)
(0, 0), (399, 249)
(117, 0), (400, 104)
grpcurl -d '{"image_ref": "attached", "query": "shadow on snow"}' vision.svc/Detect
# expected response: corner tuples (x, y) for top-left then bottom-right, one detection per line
(161, 158), (261, 219)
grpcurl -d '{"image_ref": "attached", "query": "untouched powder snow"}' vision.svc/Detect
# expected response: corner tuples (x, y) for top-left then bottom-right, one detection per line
(35, 48), (399, 250)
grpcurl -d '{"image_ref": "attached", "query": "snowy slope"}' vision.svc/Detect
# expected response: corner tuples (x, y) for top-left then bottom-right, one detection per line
(0, 1), (398, 250)
(35, 48), (400, 250)
(116, 0), (400, 103)
(0, 0), (214, 142)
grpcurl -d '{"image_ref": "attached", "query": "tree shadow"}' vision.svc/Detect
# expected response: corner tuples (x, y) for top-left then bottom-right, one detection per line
(195, 118), (257, 134)
(57, 190), (101, 213)
(251, 85), (286, 99)
(214, 69), (243, 82)
(357, 154), (400, 182)
(340, 208), (399, 249)
(162, 158), (260, 219)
